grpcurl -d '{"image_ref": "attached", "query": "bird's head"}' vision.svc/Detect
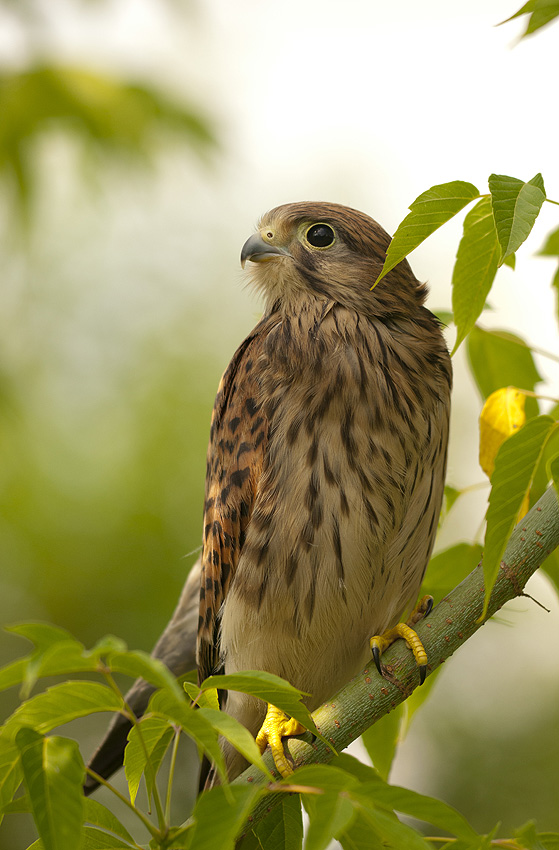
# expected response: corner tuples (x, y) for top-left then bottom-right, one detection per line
(240, 201), (426, 317)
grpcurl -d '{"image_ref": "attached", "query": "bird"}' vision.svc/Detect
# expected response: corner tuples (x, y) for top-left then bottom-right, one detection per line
(85, 201), (452, 793)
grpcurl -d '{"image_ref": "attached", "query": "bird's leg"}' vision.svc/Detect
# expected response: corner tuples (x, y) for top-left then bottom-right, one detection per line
(369, 594), (434, 685)
(255, 704), (306, 777)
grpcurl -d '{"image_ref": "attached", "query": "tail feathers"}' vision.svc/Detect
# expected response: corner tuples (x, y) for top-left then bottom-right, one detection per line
(84, 559), (201, 794)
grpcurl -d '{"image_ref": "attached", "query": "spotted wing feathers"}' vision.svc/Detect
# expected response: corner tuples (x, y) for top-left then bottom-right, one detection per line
(197, 329), (269, 683)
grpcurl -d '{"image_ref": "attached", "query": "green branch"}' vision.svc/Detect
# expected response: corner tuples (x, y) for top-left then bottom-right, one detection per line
(234, 485), (559, 829)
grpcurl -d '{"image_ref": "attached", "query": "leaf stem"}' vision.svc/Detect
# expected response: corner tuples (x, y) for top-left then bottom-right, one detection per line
(517, 387), (559, 403)
(84, 767), (160, 841)
(101, 669), (168, 833)
(476, 325), (559, 364)
(165, 727), (182, 822)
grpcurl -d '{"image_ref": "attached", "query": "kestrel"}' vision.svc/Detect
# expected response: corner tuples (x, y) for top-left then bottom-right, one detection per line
(85, 201), (451, 792)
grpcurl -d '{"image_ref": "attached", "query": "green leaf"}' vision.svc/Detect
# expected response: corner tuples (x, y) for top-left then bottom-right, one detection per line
(5, 622), (75, 649)
(482, 416), (557, 616)
(438, 485), (464, 528)
(123, 716), (174, 805)
(374, 181), (480, 284)
(249, 794), (303, 850)
(488, 173), (546, 264)
(401, 665), (444, 732)
(304, 790), (355, 850)
(291, 764), (359, 793)
(529, 422), (559, 506)
(81, 826), (136, 848)
(467, 326), (542, 411)
(357, 804), (433, 850)
(513, 821), (559, 850)
(201, 671), (326, 745)
(287, 763), (362, 848)
(361, 705), (404, 781)
(83, 798), (135, 845)
(0, 658), (29, 694)
(236, 830), (264, 850)
(186, 784), (262, 850)
(183, 681), (219, 710)
(498, 1), (536, 25)
(539, 225), (559, 256)
(357, 781), (474, 842)
(0, 624), (94, 697)
(535, 834), (559, 850)
(26, 643), (100, 695)
(524, 0), (559, 34)
(338, 811), (385, 850)
(108, 649), (184, 701)
(147, 690), (228, 784)
(88, 635), (129, 656)
(198, 707), (272, 778)
(451, 197), (500, 353)
(334, 755), (479, 842)
(541, 547), (559, 597)
(0, 629), (131, 698)
(443, 484), (462, 513)
(4, 682), (123, 738)
(433, 309), (454, 326)
(16, 728), (84, 850)
(1, 793), (31, 813)
(422, 543), (483, 601)
(0, 733), (23, 822)
(549, 453), (559, 500)
(554, 269), (559, 326)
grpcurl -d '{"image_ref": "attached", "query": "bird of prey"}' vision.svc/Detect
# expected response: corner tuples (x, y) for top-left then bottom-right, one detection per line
(85, 201), (451, 792)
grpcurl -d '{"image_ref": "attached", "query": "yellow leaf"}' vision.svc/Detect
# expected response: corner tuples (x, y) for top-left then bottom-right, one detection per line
(479, 387), (526, 479)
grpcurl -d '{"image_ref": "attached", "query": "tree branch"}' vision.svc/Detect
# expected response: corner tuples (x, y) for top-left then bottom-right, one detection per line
(234, 485), (559, 828)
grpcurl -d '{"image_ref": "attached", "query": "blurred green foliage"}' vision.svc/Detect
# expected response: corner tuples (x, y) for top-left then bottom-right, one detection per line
(0, 332), (212, 645)
(0, 65), (216, 222)
(0, 0), (221, 657)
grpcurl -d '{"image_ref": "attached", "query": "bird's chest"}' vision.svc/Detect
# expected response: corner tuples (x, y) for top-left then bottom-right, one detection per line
(228, 356), (421, 627)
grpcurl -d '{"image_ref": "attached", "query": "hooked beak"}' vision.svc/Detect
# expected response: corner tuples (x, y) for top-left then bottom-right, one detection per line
(240, 233), (291, 268)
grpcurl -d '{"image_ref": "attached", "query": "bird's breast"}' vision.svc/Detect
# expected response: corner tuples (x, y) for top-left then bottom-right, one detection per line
(219, 304), (450, 702)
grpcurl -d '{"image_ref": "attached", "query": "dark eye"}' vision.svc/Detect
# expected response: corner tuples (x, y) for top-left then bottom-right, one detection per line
(305, 223), (335, 248)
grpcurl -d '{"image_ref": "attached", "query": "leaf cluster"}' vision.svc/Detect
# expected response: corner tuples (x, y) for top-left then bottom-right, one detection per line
(2, 588), (559, 850)
(374, 168), (559, 614)
(375, 173), (548, 352)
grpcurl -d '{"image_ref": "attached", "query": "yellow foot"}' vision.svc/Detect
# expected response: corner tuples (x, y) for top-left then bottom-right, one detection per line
(369, 595), (433, 685)
(255, 704), (306, 777)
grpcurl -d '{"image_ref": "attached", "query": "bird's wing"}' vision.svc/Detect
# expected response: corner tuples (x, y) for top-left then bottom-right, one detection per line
(197, 324), (269, 683)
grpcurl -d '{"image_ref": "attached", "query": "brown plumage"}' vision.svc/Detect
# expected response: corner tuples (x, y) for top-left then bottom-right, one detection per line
(85, 201), (451, 793)
(199, 201), (451, 780)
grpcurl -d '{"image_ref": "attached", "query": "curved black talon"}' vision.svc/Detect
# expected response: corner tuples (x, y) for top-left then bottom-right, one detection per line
(424, 597), (434, 618)
(419, 664), (427, 685)
(372, 645), (382, 676)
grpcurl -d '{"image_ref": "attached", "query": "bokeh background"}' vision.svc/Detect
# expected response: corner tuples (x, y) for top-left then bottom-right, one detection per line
(1, 1), (559, 847)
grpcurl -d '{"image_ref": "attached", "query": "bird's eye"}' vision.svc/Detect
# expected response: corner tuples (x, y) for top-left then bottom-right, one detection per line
(305, 223), (335, 249)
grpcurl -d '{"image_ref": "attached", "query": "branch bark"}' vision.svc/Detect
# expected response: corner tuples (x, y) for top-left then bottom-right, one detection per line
(234, 485), (559, 828)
